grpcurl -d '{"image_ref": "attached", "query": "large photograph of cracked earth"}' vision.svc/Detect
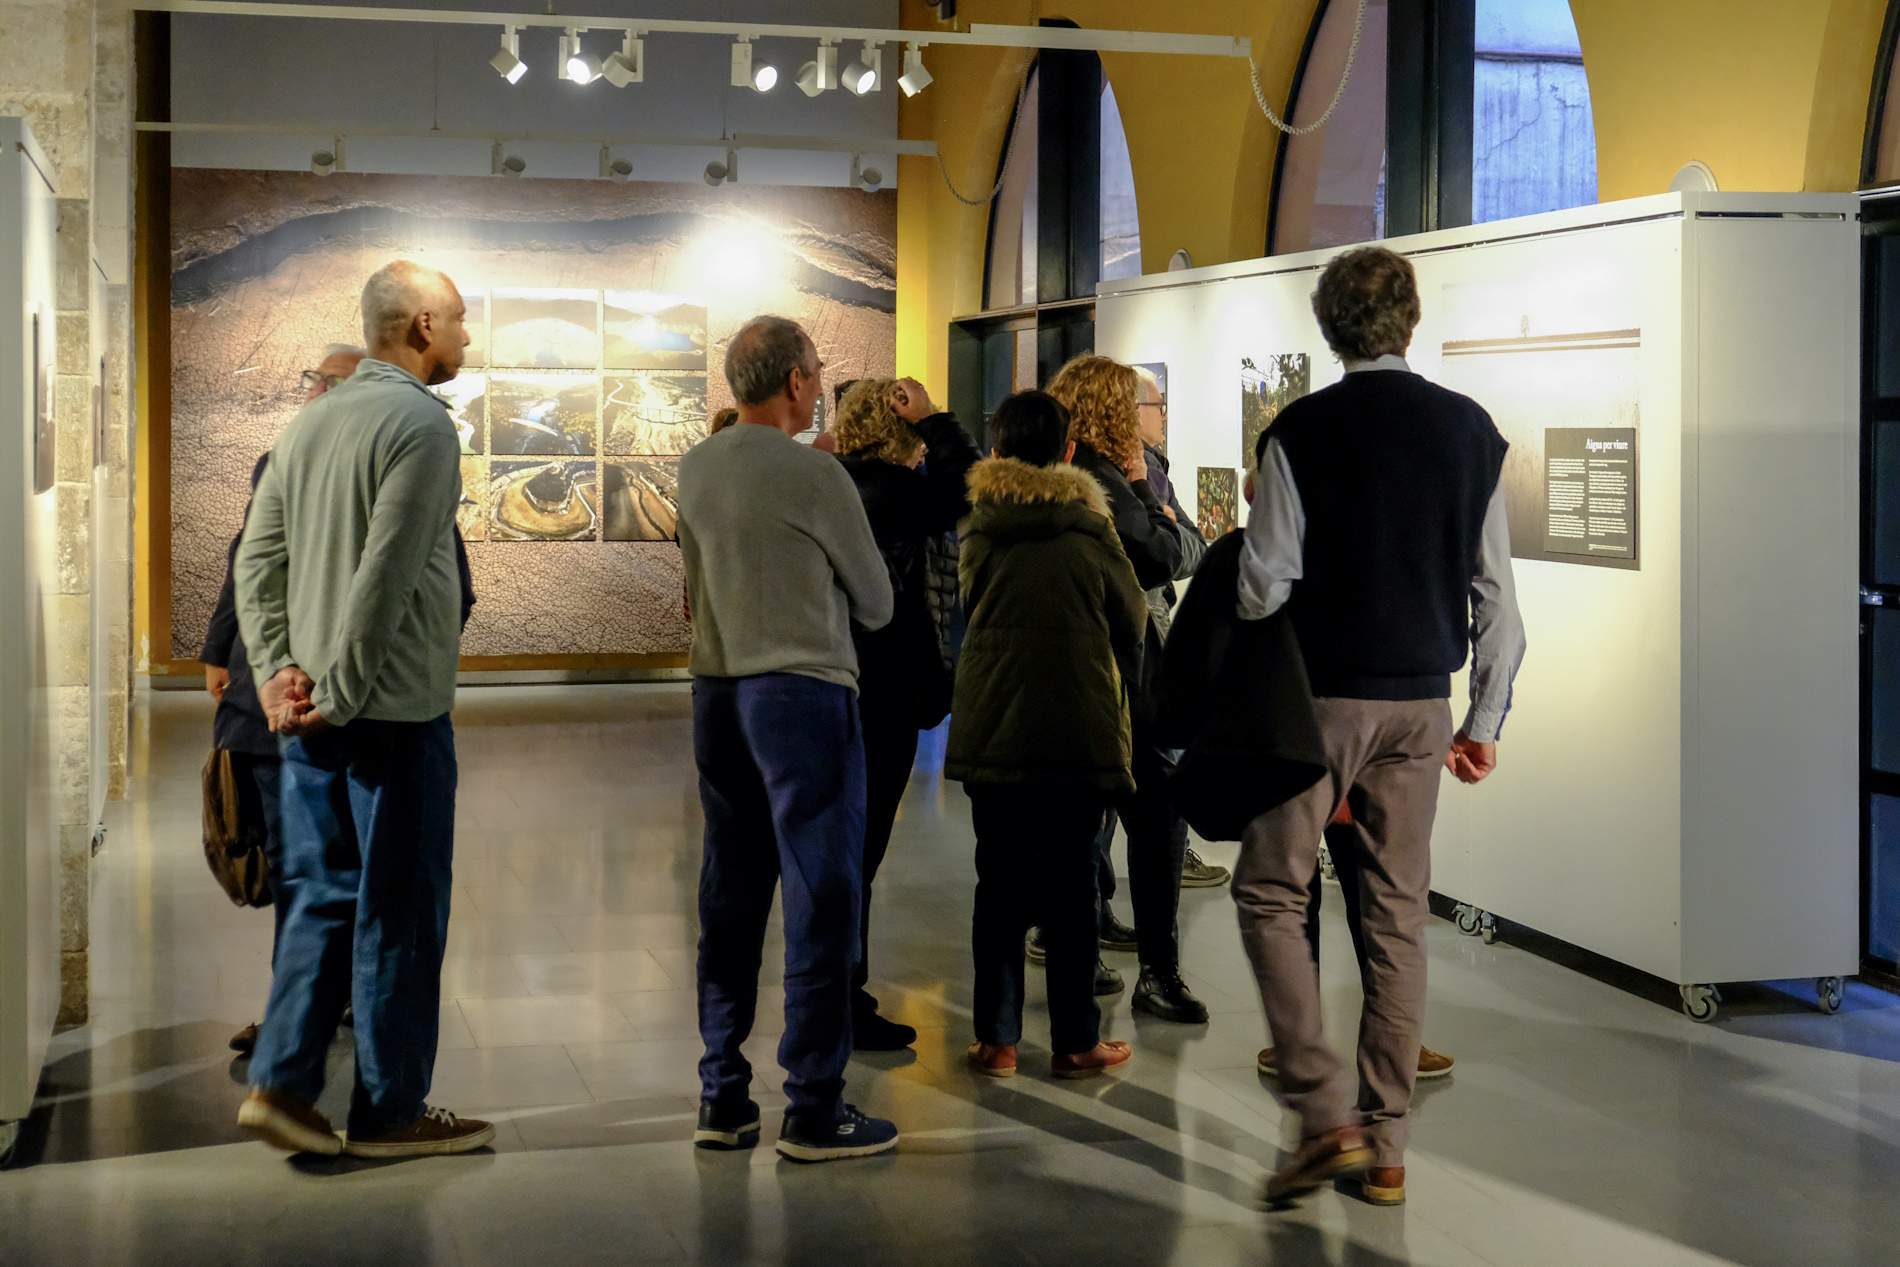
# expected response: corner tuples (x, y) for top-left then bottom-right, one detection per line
(168, 168), (897, 660)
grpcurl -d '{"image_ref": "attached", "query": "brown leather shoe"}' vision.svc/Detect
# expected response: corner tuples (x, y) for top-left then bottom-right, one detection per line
(1257, 1046), (1454, 1079)
(237, 1088), (343, 1156)
(343, 1105), (496, 1159)
(1051, 1040), (1132, 1079)
(1339, 1165), (1407, 1206)
(229, 1023), (260, 1056)
(967, 1042), (1018, 1078)
(1264, 1125), (1375, 1205)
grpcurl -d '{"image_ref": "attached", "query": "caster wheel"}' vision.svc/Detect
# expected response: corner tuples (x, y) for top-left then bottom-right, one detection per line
(1817, 976), (1845, 1015)
(1480, 912), (1498, 946)
(1453, 905), (1482, 937)
(1680, 984), (1720, 1023)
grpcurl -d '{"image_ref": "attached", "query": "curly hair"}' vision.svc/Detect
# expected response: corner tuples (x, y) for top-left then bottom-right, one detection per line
(831, 378), (924, 465)
(1311, 246), (1421, 362)
(1045, 356), (1141, 471)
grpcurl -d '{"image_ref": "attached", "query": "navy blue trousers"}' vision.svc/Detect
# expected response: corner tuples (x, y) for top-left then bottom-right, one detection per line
(693, 674), (866, 1125)
(250, 715), (456, 1135)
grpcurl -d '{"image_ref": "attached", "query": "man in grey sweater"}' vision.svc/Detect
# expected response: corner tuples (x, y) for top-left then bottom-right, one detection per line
(232, 260), (492, 1161)
(680, 315), (899, 1163)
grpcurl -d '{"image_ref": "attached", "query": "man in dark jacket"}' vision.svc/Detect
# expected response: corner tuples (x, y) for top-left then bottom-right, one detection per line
(206, 343), (475, 1057)
(947, 390), (1146, 1080)
(833, 375), (980, 1051)
(1056, 360), (1210, 1025)
(1234, 247), (1525, 1208)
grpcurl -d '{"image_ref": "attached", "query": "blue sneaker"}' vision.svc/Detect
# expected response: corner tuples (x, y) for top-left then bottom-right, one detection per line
(693, 1099), (761, 1151)
(775, 1104), (899, 1163)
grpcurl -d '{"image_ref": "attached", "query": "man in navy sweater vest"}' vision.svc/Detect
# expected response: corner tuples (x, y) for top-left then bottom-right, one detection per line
(1233, 247), (1526, 1207)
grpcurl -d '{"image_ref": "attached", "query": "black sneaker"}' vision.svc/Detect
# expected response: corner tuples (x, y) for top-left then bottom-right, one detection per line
(1180, 847), (1232, 888)
(1094, 957), (1125, 996)
(1098, 905), (1140, 953)
(693, 1099), (761, 1151)
(775, 1104), (899, 1163)
(854, 1009), (917, 1052)
(1025, 928), (1047, 963)
(1132, 969), (1209, 1024)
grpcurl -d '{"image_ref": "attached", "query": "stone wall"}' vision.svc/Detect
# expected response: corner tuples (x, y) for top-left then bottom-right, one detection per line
(2, 0), (138, 1026)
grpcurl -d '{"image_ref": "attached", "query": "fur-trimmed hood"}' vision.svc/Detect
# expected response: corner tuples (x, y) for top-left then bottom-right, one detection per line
(965, 457), (1111, 517)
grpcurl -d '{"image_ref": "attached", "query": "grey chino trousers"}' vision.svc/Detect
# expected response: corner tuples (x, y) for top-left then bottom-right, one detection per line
(1232, 696), (1452, 1166)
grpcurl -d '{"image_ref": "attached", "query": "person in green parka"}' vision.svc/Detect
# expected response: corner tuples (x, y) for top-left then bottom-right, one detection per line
(946, 390), (1149, 1081)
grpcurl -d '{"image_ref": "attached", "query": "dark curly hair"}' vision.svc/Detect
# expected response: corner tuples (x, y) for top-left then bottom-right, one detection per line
(1310, 246), (1421, 362)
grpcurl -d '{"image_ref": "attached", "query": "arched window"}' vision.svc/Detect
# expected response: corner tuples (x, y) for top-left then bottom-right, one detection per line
(1472, 0), (1597, 223)
(1272, 0), (1598, 251)
(984, 65), (1040, 311)
(1867, 3), (1900, 183)
(1099, 81), (1143, 283)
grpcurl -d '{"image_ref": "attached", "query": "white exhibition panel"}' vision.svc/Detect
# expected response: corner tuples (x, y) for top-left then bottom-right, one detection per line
(1, 118), (62, 1126)
(1096, 193), (1859, 989)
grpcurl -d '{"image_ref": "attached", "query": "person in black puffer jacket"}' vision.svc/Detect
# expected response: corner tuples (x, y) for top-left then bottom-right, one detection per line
(833, 375), (981, 1051)
(1048, 355), (1209, 1025)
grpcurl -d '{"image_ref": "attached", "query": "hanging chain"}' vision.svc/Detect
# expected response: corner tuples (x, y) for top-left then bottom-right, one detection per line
(936, 57), (1037, 208)
(1248, 0), (1367, 137)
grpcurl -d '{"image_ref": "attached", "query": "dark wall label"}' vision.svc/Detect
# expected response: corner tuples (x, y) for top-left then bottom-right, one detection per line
(1544, 427), (1637, 563)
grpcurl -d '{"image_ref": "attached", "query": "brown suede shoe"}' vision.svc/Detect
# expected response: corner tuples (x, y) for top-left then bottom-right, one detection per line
(967, 1042), (1018, 1078)
(229, 1023), (260, 1056)
(1264, 1125), (1375, 1206)
(237, 1088), (343, 1156)
(1257, 1046), (1454, 1079)
(343, 1105), (495, 1159)
(1052, 1040), (1132, 1080)
(1339, 1165), (1407, 1206)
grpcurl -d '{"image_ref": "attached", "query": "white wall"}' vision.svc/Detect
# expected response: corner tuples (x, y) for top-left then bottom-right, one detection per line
(169, 0), (902, 186)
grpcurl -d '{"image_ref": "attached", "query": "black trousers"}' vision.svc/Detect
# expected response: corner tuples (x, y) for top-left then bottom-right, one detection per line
(853, 692), (921, 1015)
(969, 783), (1106, 1056)
(1111, 736), (1189, 972)
(1306, 821), (1371, 977)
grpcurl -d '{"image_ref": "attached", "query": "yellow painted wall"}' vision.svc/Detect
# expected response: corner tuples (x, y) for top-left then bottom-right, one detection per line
(897, 0), (1892, 391)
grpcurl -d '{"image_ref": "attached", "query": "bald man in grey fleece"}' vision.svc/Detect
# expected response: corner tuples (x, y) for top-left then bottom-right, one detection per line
(679, 315), (900, 1163)
(233, 260), (494, 1162)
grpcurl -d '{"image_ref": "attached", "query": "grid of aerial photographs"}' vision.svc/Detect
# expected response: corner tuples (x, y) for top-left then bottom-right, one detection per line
(449, 288), (704, 542)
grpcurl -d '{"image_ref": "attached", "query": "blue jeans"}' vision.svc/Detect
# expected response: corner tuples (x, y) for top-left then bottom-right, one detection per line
(693, 674), (865, 1124)
(249, 715), (457, 1135)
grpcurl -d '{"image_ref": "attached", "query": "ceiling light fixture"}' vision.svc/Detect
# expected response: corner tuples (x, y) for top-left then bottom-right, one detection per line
(842, 43), (882, 95)
(897, 44), (932, 96)
(602, 31), (644, 87)
(797, 41), (838, 97)
(729, 37), (754, 87)
(752, 60), (779, 92)
(704, 146), (737, 186)
(310, 139), (340, 176)
(491, 141), (526, 177)
(599, 145), (633, 181)
(491, 25), (527, 84)
(850, 155), (883, 190)
(563, 29), (600, 85)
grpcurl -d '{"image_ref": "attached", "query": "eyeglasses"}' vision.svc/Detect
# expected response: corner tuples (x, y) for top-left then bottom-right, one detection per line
(1137, 399), (1167, 412)
(300, 370), (347, 393)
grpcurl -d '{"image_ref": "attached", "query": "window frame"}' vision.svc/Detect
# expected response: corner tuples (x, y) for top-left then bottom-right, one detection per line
(1861, 0), (1900, 187)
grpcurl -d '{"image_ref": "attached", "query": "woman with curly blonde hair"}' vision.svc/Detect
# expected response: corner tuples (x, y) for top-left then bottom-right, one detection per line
(831, 373), (980, 1051)
(1044, 354), (1210, 1026)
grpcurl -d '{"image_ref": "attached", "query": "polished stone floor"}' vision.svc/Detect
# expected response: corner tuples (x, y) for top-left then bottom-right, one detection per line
(4, 685), (1900, 1265)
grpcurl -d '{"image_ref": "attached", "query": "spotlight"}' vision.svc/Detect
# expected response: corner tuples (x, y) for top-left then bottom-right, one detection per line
(492, 142), (526, 178)
(898, 45), (932, 97)
(729, 38), (753, 88)
(602, 31), (644, 87)
(842, 43), (882, 95)
(850, 155), (883, 191)
(599, 146), (633, 181)
(563, 29), (600, 84)
(705, 148), (736, 187)
(752, 61), (779, 93)
(797, 42), (837, 96)
(491, 26), (528, 84)
(310, 137), (341, 176)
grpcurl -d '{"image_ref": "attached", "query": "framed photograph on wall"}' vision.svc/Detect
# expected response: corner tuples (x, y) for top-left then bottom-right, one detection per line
(31, 310), (54, 494)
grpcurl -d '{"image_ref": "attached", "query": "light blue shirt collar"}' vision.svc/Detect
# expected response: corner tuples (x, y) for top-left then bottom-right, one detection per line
(1343, 353), (1413, 374)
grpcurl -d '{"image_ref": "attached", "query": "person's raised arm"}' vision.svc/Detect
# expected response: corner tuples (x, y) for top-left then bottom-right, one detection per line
(308, 423), (462, 728)
(891, 379), (981, 534)
(1103, 451), (1184, 591)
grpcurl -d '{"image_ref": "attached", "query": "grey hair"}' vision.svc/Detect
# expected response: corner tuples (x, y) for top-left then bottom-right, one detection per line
(360, 260), (456, 351)
(322, 342), (366, 361)
(724, 315), (813, 407)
